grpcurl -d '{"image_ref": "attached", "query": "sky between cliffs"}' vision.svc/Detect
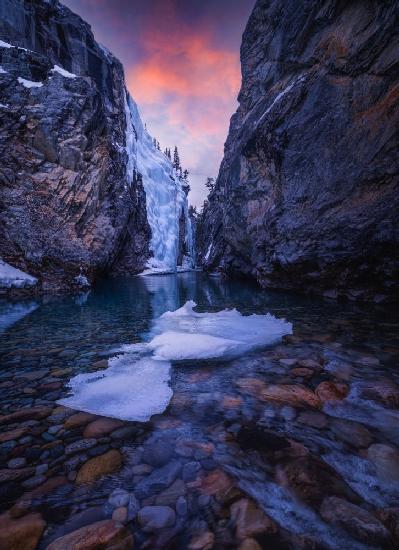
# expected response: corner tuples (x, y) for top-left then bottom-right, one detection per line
(63, 0), (254, 207)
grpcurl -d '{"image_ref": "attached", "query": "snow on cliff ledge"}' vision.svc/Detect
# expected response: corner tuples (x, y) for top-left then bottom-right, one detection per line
(0, 259), (37, 289)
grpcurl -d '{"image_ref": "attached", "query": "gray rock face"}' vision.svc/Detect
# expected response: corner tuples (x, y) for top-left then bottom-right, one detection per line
(199, 0), (399, 300)
(0, 0), (150, 291)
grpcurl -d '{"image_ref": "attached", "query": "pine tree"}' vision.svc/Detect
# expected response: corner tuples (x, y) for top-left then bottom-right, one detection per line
(173, 146), (180, 170)
(157, 141), (161, 151)
(153, 137), (157, 148)
(183, 169), (189, 180)
(205, 177), (215, 192)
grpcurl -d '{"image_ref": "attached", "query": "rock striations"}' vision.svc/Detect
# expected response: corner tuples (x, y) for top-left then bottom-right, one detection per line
(0, 0), (192, 293)
(199, 0), (399, 301)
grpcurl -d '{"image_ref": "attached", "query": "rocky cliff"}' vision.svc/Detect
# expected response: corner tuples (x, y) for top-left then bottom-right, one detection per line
(0, 0), (149, 292)
(200, 0), (399, 301)
(0, 0), (192, 293)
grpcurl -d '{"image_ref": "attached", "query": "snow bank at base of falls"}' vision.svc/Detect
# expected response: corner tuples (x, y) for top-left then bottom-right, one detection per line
(59, 301), (292, 421)
(0, 259), (37, 289)
(125, 93), (194, 273)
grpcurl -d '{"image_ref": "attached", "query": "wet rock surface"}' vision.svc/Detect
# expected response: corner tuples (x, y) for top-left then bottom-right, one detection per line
(199, 0), (399, 301)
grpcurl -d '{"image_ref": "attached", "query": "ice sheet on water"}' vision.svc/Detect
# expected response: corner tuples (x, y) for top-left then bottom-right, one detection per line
(148, 300), (292, 360)
(59, 350), (172, 422)
(59, 301), (291, 421)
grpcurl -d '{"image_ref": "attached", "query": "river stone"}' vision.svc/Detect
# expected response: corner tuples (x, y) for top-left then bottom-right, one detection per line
(238, 539), (262, 550)
(135, 460), (182, 499)
(45, 519), (133, 550)
(155, 479), (186, 506)
(230, 498), (277, 540)
(142, 439), (175, 467)
(315, 381), (349, 403)
(277, 455), (358, 507)
(0, 406), (53, 425)
(108, 488), (130, 508)
(182, 461), (201, 482)
(330, 419), (373, 448)
(76, 450), (122, 483)
(7, 457), (27, 469)
(64, 412), (97, 429)
(0, 511), (46, 550)
(138, 505), (176, 532)
(320, 496), (390, 544)
(112, 506), (128, 523)
(188, 531), (215, 549)
(83, 418), (124, 438)
(65, 439), (97, 455)
(368, 443), (399, 483)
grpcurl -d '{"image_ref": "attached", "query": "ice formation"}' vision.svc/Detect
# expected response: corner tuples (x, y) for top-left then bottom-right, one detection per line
(124, 92), (194, 273)
(0, 259), (37, 288)
(59, 353), (172, 422)
(148, 300), (292, 360)
(59, 301), (291, 421)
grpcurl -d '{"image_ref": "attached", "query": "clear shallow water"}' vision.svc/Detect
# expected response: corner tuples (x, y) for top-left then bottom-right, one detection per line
(0, 273), (399, 549)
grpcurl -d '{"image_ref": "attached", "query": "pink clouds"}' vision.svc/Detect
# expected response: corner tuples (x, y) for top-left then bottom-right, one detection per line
(63, 0), (252, 206)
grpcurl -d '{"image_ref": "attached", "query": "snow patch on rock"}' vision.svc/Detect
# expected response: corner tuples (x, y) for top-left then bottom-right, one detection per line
(0, 259), (37, 289)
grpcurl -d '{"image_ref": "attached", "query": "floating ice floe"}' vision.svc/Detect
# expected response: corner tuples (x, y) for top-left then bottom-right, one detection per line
(17, 76), (43, 88)
(148, 300), (292, 361)
(59, 301), (291, 421)
(59, 352), (172, 422)
(0, 259), (37, 289)
(0, 66), (7, 74)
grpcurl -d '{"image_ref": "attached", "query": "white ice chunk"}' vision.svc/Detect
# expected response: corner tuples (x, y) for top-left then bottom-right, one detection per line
(17, 76), (43, 88)
(149, 331), (243, 361)
(148, 300), (292, 360)
(0, 66), (7, 74)
(59, 352), (172, 422)
(0, 40), (13, 48)
(51, 64), (76, 78)
(0, 103), (8, 108)
(0, 259), (37, 288)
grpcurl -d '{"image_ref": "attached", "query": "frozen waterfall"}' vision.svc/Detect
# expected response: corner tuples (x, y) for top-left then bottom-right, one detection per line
(124, 92), (194, 274)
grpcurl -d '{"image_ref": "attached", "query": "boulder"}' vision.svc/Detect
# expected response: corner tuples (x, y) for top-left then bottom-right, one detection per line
(45, 519), (133, 549)
(83, 418), (125, 438)
(138, 506), (176, 532)
(315, 381), (349, 403)
(320, 496), (390, 545)
(368, 443), (399, 483)
(76, 450), (122, 483)
(0, 511), (46, 550)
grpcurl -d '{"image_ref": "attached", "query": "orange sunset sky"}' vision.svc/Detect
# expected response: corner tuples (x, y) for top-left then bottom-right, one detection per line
(63, 0), (255, 206)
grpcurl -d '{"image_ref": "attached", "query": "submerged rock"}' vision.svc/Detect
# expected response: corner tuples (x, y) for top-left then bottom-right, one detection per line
(45, 519), (133, 550)
(230, 498), (277, 540)
(76, 450), (122, 483)
(0, 511), (46, 550)
(320, 496), (390, 545)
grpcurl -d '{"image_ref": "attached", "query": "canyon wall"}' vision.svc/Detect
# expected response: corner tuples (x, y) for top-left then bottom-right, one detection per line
(0, 0), (192, 293)
(200, 0), (399, 301)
